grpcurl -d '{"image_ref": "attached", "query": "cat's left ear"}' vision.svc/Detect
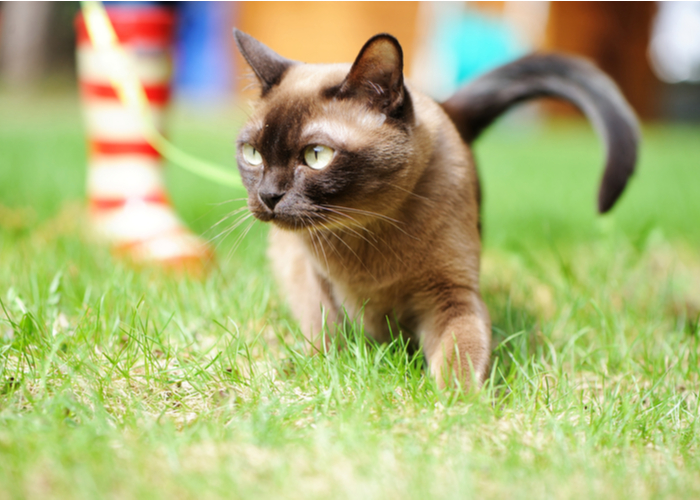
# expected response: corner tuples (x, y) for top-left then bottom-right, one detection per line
(338, 34), (407, 115)
(233, 29), (296, 95)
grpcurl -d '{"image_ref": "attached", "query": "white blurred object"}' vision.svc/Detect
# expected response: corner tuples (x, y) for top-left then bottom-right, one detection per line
(649, 2), (700, 83)
(76, 7), (211, 270)
(502, 1), (550, 49)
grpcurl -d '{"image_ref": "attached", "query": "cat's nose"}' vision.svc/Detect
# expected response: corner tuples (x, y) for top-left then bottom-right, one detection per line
(259, 190), (285, 211)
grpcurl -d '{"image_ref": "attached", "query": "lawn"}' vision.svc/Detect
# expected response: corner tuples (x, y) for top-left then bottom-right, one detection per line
(1, 90), (699, 499)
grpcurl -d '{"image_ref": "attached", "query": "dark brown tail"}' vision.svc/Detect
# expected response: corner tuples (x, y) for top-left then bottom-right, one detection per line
(441, 54), (640, 213)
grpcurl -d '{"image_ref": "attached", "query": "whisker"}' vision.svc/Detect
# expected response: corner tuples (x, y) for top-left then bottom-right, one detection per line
(332, 219), (406, 267)
(206, 211), (254, 251)
(305, 215), (332, 273)
(208, 210), (252, 239)
(323, 204), (404, 226)
(226, 218), (256, 262)
(207, 198), (248, 207)
(324, 227), (377, 283)
(309, 211), (376, 280)
(321, 204), (418, 240)
(315, 206), (377, 239)
(315, 207), (389, 256)
(209, 206), (250, 230)
(383, 182), (436, 205)
(314, 217), (348, 272)
(310, 207), (407, 267)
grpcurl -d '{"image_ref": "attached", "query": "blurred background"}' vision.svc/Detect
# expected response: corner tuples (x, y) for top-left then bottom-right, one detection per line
(2, 1), (700, 117)
(0, 1), (699, 258)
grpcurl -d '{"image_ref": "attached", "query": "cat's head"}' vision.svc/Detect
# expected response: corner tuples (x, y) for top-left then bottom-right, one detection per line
(233, 30), (419, 231)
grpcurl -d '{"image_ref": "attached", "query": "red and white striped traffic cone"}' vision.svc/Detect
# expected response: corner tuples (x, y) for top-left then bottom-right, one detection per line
(75, 6), (211, 270)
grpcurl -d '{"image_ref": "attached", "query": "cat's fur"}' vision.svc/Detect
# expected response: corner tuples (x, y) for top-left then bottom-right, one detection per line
(232, 30), (639, 388)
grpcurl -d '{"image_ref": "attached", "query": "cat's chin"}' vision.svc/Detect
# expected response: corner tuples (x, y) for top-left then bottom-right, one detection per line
(252, 211), (318, 232)
(250, 203), (352, 232)
(260, 213), (344, 233)
(274, 220), (356, 235)
(270, 217), (310, 232)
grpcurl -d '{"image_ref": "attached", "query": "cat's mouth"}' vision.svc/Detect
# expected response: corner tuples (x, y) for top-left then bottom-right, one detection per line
(251, 204), (351, 232)
(250, 206), (323, 231)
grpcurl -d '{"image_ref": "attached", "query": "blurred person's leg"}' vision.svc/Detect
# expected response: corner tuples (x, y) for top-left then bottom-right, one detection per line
(0, 2), (52, 86)
(75, 4), (210, 269)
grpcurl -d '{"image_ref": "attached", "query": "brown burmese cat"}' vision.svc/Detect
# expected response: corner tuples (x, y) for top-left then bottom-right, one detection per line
(232, 30), (639, 388)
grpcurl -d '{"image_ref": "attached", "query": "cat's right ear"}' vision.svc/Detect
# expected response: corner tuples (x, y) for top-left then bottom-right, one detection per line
(337, 34), (408, 116)
(233, 29), (296, 95)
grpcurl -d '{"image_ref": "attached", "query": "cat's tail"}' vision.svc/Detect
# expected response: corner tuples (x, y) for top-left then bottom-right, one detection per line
(440, 54), (640, 213)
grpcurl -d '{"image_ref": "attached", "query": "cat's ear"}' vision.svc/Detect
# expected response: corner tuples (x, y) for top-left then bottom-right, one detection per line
(338, 34), (407, 114)
(233, 29), (296, 95)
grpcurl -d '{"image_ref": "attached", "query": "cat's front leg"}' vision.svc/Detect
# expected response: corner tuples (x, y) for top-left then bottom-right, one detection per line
(268, 228), (341, 350)
(421, 289), (492, 389)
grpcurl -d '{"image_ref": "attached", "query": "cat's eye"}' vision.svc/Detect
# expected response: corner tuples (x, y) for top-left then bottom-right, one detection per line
(241, 143), (263, 166)
(304, 145), (334, 170)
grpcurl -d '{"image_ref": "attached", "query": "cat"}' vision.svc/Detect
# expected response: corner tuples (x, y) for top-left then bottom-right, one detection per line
(231, 30), (639, 389)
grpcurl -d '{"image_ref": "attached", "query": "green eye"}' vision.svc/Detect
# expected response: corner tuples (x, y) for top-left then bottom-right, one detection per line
(242, 143), (263, 166)
(304, 145), (334, 170)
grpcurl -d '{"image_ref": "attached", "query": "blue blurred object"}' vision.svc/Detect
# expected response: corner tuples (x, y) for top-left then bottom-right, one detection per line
(413, 3), (527, 101)
(173, 1), (235, 102)
(438, 7), (524, 85)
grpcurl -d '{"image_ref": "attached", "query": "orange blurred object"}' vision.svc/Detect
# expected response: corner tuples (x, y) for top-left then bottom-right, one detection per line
(236, 2), (419, 96)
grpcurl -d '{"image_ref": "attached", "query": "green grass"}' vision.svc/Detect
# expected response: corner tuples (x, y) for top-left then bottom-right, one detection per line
(1, 91), (700, 499)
